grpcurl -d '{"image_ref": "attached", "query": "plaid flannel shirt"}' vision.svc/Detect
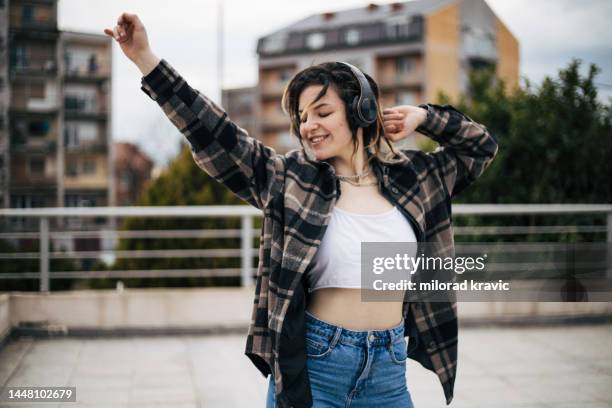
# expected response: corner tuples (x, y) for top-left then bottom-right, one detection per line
(141, 59), (498, 407)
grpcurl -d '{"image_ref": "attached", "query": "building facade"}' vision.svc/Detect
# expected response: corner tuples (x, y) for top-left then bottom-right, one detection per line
(254, 0), (519, 152)
(1, 0), (113, 212)
(114, 142), (153, 206)
(221, 86), (257, 141)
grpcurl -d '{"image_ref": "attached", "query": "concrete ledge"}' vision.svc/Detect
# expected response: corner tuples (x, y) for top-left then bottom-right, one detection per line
(0, 289), (611, 349)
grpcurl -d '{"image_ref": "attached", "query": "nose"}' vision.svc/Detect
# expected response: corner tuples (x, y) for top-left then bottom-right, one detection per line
(301, 116), (320, 135)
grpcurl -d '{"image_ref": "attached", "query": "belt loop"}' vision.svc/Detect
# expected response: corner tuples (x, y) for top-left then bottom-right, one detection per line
(330, 327), (342, 349)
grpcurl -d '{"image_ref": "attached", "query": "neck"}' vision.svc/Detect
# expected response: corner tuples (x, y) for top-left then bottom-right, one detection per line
(329, 131), (370, 176)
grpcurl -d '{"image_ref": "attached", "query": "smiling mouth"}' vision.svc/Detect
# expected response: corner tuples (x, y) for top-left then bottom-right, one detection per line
(310, 134), (329, 146)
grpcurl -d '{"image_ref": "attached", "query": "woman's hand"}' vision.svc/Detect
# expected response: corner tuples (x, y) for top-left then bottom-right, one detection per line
(104, 13), (160, 75)
(382, 105), (428, 142)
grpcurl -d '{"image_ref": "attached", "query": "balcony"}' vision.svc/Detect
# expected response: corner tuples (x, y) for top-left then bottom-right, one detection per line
(259, 81), (287, 100)
(10, 138), (57, 153)
(64, 97), (108, 121)
(63, 63), (111, 83)
(11, 57), (57, 77)
(377, 71), (424, 91)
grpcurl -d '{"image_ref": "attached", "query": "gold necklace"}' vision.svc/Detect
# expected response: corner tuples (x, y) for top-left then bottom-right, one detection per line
(336, 168), (377, 187)
(340, 178), (378, 187)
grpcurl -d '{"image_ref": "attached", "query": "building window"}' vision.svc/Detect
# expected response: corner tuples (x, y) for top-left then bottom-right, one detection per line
(306, 32), (325, 50)
(83, 160), (96, 175)
(66, 194), (95, 207)
(395, 91), (416, 106)
(12, 194), (45, 208)
(66, 161), (78, 176)
(22, 5), (33, 23)
(28, 158), (45, 176)
(28, 120), (50, 137)
(263, 33), (287, 53)
(64, 85), (98, 113)
(15, 46), (27, 69)
(345, 29), (360, 45)
(396, 57), (413, 76)
(65, 122), (97, 148)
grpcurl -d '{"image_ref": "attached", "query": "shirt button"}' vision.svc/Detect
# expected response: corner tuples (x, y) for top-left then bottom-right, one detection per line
(391, 187), (399, 194)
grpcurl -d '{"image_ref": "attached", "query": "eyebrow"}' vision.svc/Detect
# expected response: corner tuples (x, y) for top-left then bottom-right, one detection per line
(298, 102), (330, 114)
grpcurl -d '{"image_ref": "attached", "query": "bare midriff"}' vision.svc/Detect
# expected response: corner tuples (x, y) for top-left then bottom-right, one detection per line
(305, 180), (406, 331)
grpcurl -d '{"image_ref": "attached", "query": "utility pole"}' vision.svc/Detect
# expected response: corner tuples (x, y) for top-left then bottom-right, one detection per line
(217, 0), (224, 100)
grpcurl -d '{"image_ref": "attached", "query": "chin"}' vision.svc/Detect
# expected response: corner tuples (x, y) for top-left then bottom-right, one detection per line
(312, 148), (334, 161)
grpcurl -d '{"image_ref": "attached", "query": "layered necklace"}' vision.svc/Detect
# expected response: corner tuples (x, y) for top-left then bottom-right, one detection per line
(335, 167), (378, 187)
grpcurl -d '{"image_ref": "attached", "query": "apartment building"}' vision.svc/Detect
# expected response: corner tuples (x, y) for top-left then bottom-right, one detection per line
(1, 0), (113, 212)
(61, 30), (113, 210)
(221, 86), (257, 140)
(5, 0), (61, 210)
(114, 142), (153, 206)
(0, 0), (9, 208)
(255, 0), (519, 151)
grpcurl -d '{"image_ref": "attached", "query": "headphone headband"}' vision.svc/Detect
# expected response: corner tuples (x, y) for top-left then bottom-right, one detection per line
(337, 61), (378, 127)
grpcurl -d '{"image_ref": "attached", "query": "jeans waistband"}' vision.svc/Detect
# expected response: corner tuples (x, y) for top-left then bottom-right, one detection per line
(305, 310), (405, 346)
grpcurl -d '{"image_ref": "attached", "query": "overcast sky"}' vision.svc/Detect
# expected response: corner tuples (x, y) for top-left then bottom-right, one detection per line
(58, 0), (612, 167)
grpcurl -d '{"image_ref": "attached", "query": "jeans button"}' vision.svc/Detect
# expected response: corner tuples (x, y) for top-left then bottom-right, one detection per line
(368, 334), (376, 342)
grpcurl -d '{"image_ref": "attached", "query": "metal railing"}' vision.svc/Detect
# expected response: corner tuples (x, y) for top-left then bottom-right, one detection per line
(0, 204), (611, 292)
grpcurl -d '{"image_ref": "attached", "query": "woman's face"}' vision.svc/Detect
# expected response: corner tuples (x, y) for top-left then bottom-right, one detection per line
(298, 85), (354, 161)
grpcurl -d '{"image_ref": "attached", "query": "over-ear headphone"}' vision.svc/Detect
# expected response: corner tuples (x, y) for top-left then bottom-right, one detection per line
(337, 61), (378, 128)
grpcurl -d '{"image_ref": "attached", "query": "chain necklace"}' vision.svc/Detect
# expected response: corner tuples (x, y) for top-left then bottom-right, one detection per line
(336, 167), (378, 187)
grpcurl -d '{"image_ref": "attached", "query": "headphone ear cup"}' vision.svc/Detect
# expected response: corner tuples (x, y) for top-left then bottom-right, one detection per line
(350, 95), (363, 128)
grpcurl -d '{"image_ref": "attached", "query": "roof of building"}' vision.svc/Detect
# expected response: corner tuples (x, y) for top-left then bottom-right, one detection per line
(264, 0), (454, 37)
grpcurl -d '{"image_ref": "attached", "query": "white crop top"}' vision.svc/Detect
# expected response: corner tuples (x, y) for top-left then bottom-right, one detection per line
(307, 205), (418, 292)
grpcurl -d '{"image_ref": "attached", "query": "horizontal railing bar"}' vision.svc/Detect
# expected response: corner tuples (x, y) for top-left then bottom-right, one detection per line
(0, 248), (260, 260)
(0, 204), (611, 218)
(0, 206), (263, 218)
(0, 226), (606, 241)
(0, 229), (261, 240)
(1, 262), (608, 280)
(0, 268), (256, 279)
(452, 204), (612, 215)
(454, 226), (607, 235)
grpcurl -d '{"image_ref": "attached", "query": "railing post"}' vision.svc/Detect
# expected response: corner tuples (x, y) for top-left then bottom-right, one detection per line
(241, 215), (253, 287)
(607, 212), (612, 279)
(39, 217), (50, 292)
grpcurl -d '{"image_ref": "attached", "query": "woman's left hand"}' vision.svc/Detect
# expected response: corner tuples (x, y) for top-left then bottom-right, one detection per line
(382, 105), (428, 142)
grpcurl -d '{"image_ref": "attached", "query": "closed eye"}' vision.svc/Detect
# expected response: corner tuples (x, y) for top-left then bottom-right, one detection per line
(300, 112), (331, 123)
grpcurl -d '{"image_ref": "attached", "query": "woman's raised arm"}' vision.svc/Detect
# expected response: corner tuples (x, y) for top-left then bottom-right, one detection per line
(104, 13), (285, 209)
(383, 104), (498, 198)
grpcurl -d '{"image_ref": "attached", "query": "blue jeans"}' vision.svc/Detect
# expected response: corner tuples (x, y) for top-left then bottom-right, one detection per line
(266, 310), (415, 407)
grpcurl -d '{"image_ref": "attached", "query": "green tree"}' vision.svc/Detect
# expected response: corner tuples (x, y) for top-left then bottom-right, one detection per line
(89, 145), (254, 289)
(439, 60), (612, 242)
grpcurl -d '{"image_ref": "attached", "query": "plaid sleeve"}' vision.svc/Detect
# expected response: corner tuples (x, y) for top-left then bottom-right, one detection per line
(415, 103), (498, 197)
(140, 59), (284, 209)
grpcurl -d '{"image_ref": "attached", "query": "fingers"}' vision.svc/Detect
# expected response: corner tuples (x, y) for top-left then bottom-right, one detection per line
(104, 23), (128, 43)
(382, 111), (404, 121)
(104, 12), (140, 42)
(118, 12), (141, 27)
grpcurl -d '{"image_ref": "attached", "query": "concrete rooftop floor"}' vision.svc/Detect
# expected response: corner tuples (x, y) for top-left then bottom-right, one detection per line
(0, 324), (611, 408)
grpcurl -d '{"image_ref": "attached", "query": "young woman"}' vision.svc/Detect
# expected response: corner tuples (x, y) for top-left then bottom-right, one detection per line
(106, 12), (497, 408)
